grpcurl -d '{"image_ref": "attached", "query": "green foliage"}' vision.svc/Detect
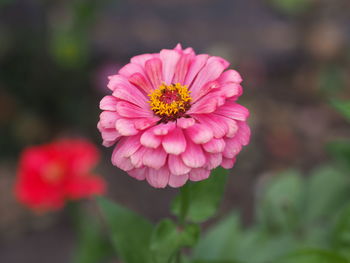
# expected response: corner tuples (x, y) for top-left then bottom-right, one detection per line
(72, 217), (113, 263)
(327, 140), (350, 169)
(150, 219), (200, 263)
(332, 204), (350, 259)
(256, 170), (305, 233)
(193, 213), (242, 261)
(304, 166), (350, 224)
(96, 197), (154, 263)
(193, 163), (350, 263)
(330, 99), (350, 122)
(273, 249), (349, 263)
(172, 167), (228, 223)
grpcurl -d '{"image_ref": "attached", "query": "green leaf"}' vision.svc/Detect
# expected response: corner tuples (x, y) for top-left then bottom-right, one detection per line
(327, 140), (350, 169)
(330, 99), (350, 122)
(233, 230), (299, 263)
(274, 249), (349, 263)
(172, 167), (229, 223)
(331, 204), (350, 258)
(150, 219), (200, 263)
(304, 166), (350, 224)
(193, 213), (299, 263)
(256, 170), (305, 233)
(72, 217), (113, 263)
(96, 197), (153, 263)
(193, 213), (242, 261)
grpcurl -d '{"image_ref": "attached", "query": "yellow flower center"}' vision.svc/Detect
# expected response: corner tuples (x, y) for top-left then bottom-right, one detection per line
(148, 83), (192, 121)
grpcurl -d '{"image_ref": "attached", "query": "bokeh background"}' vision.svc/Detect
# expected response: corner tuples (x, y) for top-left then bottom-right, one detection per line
(0, 0), (349, 262)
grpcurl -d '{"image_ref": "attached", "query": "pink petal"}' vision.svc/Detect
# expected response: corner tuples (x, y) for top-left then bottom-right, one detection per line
(189, 168), (210, 181)
(207, 56), (230, 68)
(177, 117), (195, 129)
(116, 101), (154, 118)
(162, 128), (187, 155)
(203, 138), (226, 153)
(193, 114), (228, 139)
(185, 123), (213, 144)
(189, 58), (227, 101)
(221, 157), (236, 169)
(134, 118), (158, 130)
(169, 174), (189, 188)
(98, 122), (119, 138)
(140, 128), (162, 149)
(174, 43), (195, 56)
(153, 122), (175, 135)
(112, 143), (136, 171)
(146, 167), (170, 188)
(215, 103), (250, 121)
(173, 53), (193, 84)
(100, 96), (118, 111)
(143, 147), (167, 169)
(160, 49), (181, 85)
(128, 167), (147, 180)
(99, 111), (119, 129)
(129, 72), (153, 94)
(219, 83), (243, 99)
(181, 139), (206, 168)
(115, 119), (139, 136)
(130, 147), (147, 168)
(145, 58), (163, 89)
(191, 81), (220, 103)
(217, 69), (243, 84)
(188, 94), (224, 114)
(236, 121), (251, 146)
(130, 54), (155, 67)
(217, 116), (238, 138)
(184, 54), (209, 86)
(118, 63), (144, 78)
(174, 43), (183, 51)
(183, 47), (195, 55)
(99, 128), (120, 147)
(206, 152), (222, 170)
(113, 135), (142, 158)
(110, 75), (148, 108)
(223, 137), (242, 159)
(168, 154), (191, 175)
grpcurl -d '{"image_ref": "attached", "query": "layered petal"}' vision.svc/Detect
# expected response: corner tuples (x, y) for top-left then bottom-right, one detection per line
(162, 128), (187, 155)
(146, 167), (170, 188)
(169, 174), (188, 188)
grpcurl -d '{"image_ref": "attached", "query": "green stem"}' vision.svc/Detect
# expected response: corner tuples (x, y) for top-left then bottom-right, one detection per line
(179, 183), (190, 226)
(175, 250), (181, 263)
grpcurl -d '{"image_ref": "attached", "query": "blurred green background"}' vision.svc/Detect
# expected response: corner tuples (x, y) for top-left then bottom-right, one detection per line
(0, 0), (349, 262)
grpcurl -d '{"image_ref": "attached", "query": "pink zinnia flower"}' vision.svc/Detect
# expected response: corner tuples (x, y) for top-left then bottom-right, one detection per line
(98, 44), (250, 188)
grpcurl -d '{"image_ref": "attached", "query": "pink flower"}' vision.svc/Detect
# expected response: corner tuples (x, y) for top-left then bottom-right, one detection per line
(98, 44), (250, 188)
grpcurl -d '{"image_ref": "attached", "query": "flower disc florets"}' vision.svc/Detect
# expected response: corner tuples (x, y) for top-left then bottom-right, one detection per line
(148, 83), (191, 122)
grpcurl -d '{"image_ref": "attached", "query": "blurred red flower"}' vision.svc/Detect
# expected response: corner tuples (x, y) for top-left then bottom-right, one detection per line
(14, 139), (106, 212)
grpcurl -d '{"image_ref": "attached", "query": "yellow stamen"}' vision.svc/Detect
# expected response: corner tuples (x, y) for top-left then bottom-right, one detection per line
(148, 83), (192, 119)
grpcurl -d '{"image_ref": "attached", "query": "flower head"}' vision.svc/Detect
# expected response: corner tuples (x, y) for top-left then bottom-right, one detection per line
(98, 44), (250, 188)
(15, 139), (106, 212)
